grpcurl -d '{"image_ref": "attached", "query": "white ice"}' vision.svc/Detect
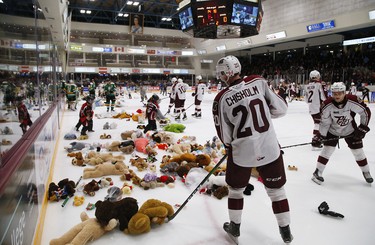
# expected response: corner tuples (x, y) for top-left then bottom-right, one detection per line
(41, 89), (375, 245)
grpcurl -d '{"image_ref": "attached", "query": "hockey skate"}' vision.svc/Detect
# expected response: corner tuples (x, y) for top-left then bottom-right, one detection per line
(182, 114), (187, 121)
(175, 115), (181, 122)
(191, 113), (196, 117)
(363, 172), (373, 183)
(279, 225), (293, 243)
(312, 168), (324, 185)
(223, 221), (240, 245)
(196, 114), (202, 119)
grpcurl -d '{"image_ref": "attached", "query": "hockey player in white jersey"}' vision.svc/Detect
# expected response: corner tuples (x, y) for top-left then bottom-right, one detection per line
(213, 55), (293, 244)
(167, 77), (178, 114)
(192, 75), (207, 118)
(174, 78), (189, 121)
(311, 82), (372, 185)
(305, 70), (327, 148)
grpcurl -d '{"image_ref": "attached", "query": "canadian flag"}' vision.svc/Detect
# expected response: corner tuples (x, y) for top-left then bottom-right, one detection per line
(99, 67), (107, 73)
(114, 46), (125, 52)
(20, 66), (30, 73)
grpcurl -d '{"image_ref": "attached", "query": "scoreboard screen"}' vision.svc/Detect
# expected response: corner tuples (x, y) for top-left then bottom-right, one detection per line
(195, 0), (228, 27)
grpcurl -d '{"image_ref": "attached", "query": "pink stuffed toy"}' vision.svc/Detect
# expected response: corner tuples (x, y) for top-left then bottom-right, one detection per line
(134, 138), (149, 154)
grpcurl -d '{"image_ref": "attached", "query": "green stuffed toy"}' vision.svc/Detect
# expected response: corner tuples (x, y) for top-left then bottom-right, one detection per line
(163, 123), (186, 133)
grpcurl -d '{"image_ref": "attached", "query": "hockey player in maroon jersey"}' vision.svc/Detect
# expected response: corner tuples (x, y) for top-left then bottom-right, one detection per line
(144, 94), (166, 133)
(16, 96), (32, 134)
(78, 96), (94, 136)
(213, 55), (293, 244)
(304, 70), (327, 148)
(311, 82), (372, 185)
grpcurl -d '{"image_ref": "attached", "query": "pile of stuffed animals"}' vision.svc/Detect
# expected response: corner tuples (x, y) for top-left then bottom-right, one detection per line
(49, 108), (261, 244)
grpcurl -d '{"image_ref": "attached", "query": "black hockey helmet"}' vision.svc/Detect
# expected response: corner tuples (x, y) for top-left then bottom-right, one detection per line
(150, 94), (160, 103)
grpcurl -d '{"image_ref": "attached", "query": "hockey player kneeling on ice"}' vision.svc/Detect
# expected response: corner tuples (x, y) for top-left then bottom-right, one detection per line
(144, 94), (166, 133)
(312, 82), (373, 185)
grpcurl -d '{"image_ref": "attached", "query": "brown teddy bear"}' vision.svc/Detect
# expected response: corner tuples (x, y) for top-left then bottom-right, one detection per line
(50, 212), (117, 245)
(195, 153), (211, 167)
(85, 151), (125, 163)
(129, 156), (149, 171)
(125, 199), (175, 235)
(168, 143), (191, 155)
(83, 180), (100, 196)
(106, 141), (122, 152)
(95, 197), (139, 231)
(120, 145), (135, 154)
(67, 152), (85, 167)
(121, 130), (135, 140)
(83, 161), (128, 179)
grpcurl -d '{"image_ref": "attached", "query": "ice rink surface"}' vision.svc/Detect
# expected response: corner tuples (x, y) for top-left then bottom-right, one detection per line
(41, 89), (375, 245)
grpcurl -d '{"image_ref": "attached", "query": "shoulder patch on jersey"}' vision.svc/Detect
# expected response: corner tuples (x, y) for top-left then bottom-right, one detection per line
(213, 101), (219, 112)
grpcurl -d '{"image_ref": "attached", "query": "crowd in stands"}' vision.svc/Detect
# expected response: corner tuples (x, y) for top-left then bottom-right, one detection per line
(238, 44), (375, 86)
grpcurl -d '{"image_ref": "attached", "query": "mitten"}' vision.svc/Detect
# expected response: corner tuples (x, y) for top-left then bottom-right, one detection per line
(353, 124), (370, 140)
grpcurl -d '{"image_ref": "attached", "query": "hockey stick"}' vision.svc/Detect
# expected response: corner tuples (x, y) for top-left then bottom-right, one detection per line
(281, 135), (351, 149)
(167, 154), (228, 222)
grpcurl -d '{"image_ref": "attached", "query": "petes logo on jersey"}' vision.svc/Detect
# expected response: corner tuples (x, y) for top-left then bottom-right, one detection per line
(335, 116), (350, 126)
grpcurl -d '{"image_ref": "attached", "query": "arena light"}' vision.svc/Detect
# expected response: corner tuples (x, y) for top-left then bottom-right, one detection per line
(369, 10), (375, 20)
(343, 36), (375, 46)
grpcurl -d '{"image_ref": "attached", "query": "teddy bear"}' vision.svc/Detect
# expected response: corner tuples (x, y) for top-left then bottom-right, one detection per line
(68, 152), (85, 166)
(83, 161), (128, 179)
(83, 180), (100, 196)
(57, 178), (76, 199)
(151, 131), (175, 144)
(73, 196), (85, 206)
(85, 151), (125, 164)
(95, 197), (139, 231)
(145, 145), (157, 157)
(65, 142), (86, 153)
(129, 156), (149, 171)
(120, 145), (135, 154)
(104, 186), (123, 202)
(168, 143), (191, 155)
(125, 199), (175, 235)
(140, 173), (164, 190)
(195, 153), (211, 167)
(83, 157), (104, 165)
(106, 141), (122, 152)
(78, 135), (89, 140)
(49, 211), (117, 245)
(157, 175), (176, 188)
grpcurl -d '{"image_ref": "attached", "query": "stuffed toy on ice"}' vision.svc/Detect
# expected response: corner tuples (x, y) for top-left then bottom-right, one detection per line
(49, 211), (117, 245)
(163, 123), (185, 133)
(83, 161), (128, 179)
(125, 199), (175, 235)
(95, 197), (139, 231)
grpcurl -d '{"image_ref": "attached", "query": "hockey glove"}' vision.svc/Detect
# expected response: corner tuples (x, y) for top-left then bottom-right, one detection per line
(312, 134), (324, 147)
(192, 93), (196, 97)
(353, 124), (370, 140)
(318, 201), (344, 219)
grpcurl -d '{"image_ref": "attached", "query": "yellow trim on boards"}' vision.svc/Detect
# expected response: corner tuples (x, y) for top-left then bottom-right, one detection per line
(33, 101), (66, 245)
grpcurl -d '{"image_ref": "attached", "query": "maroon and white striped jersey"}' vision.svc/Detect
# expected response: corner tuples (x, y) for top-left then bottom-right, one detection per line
(320, 95), (371, 137)
(212, 75), (288, 167)
(304, 80), (326, 115)
(175, 81), (189, 100)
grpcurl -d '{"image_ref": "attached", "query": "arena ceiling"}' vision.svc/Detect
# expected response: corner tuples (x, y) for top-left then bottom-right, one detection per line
(0, 0), (182, 30)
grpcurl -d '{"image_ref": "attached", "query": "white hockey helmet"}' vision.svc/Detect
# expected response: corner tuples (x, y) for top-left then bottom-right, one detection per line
(196, 75), (202, 81)
(309, 70), (321, 80)
(177, 78), (183, 83)
(216, 55), (241, 80)
(171, 77), (177, 82)
(351, 82), (355, 85)
(331, 82), (346, 92)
